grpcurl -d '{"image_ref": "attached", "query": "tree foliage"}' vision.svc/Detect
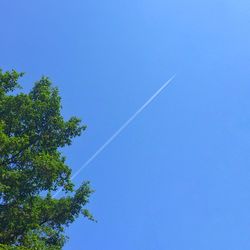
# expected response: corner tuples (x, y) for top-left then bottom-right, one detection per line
(0, 70), (94, 249)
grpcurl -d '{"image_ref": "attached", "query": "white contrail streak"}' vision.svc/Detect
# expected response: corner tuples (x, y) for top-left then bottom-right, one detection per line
(53, 75), (175, 197)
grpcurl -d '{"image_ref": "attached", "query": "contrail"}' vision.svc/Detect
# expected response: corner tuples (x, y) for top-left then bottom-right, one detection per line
(53, 75), (175, 197)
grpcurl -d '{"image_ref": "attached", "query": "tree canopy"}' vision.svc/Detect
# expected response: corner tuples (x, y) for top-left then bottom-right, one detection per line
(0, 70), (94, 249)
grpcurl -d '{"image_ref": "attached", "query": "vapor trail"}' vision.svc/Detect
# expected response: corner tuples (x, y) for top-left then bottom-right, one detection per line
(53, 75), (175, 197)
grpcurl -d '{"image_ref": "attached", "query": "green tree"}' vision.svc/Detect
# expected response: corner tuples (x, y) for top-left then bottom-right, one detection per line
(0, 70), (94, 249)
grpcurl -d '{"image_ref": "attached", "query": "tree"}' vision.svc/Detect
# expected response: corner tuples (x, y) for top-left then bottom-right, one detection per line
(0, 69), (94, 249)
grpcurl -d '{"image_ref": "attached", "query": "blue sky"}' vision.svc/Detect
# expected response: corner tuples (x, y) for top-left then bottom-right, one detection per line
(1, 1), (250, 249)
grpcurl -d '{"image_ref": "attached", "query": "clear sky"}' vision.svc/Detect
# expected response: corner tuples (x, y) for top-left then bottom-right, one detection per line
(1, 1), (250, 249)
